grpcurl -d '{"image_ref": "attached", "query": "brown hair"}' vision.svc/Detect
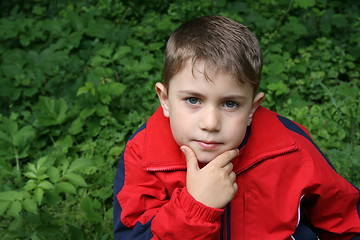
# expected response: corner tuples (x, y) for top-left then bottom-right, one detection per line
(163, 15), (262, 93)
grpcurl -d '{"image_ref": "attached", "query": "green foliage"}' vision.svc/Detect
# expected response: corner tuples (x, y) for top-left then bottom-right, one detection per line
(0, 0), (359, 239)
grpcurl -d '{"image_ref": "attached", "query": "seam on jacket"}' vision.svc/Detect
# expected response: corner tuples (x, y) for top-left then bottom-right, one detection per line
(276, 115), (337, 172)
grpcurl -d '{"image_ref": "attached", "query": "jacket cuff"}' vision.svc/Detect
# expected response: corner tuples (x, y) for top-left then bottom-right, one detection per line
(179, 187), (224, 223)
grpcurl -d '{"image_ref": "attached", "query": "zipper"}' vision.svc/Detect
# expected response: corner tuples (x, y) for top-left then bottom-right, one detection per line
(221, 203), (231, 240)
(226, 204), (231, 240)
(145, 166), (187, 172)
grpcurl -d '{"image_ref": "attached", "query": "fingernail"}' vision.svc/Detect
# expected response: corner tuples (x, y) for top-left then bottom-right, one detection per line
(180, 146), (186, 153)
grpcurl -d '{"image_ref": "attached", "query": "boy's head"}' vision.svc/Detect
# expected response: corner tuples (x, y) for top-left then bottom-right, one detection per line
(163, 15), (263, 94)
(156, 16), (264, 163)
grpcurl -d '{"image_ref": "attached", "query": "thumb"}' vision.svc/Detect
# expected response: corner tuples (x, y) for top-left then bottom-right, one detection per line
(180, 146), (199, 172)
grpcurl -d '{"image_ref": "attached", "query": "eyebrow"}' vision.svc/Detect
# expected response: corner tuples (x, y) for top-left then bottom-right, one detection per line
(178, 90), (247, 101)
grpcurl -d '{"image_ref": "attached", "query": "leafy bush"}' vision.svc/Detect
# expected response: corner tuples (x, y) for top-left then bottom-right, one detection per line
(0, 0), (359, 239)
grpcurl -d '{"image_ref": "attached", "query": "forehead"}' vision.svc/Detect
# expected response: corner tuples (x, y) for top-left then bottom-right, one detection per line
(169, 60), (254, 95)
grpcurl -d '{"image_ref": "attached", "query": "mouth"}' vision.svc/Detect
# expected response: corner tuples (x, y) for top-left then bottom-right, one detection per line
(194, 140), (222, 150)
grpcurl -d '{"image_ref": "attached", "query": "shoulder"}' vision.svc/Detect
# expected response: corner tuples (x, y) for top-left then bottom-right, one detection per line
(124, 107), (174, 159)
(251, 106), (322, 165)
(254, 107), (336, 172)
(254, 106), (312, 143)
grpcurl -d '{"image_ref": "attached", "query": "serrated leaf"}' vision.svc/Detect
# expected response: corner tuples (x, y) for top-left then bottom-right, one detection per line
(34, 187), (44, 205)
(95, 104), (109, 116)
(0, 130), (12, 145)
(56, 182), (76, 194)
(38, 180), (54, 190)
(80, 196), (102, 222)
(24, 180), (37, 191)
(37, 174), (49, 181)
(24, 171), (37, 179)
(47, 166), (60, 183)
(113, 46), (131, 60)
(23, 198), (37, 214)
(0, 191), (23, 201)
(109, 146), (122, 156)
(69, 117), (84, 135)
(79, 108), (95, 119)
(28, 163), (37, 173)
(8, 200), (22, 217)
(0, 201), (11, 215)
(294, 0), (315, 8)
(37, 156), (48, 169)
(36, 97), (69, 126)
(69, 157), (92, 172)
(12, 125), (35, 148)
(64, 173), (87, 187)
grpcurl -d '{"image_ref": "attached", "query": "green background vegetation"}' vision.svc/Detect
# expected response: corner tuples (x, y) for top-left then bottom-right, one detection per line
(0, 0), (359, 239)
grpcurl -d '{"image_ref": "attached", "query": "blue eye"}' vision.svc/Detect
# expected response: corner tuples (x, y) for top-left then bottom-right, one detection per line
(187, 97), (200, 105)
(224, 101), (238, 109)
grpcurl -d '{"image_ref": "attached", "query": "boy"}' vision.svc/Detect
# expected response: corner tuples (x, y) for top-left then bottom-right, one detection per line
(114, 16), (360, 239)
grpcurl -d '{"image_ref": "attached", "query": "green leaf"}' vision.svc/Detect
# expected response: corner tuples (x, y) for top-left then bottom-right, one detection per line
(0, 129), (11, 145)
(80, 196), (102, 222)
(68, 157), (93, 172)
(12, 125), (36, 148)
(64, 173), (87, 187)
(47, 166), (60, 183)
(90, 55), (111, 66)
(109, 146), (122, 156)
(84, 18), (113, 39)
(37, 156), (49, 169)
(79, 108), (96, 119)
(267, 82), (289, 96)
(23, 198), (37, 214)
(0, 201), (11, 215)
(0, 191), (23, 201)
(36, 97), (69, 126)
(38, 180), (54, 190)
(34, 187), (44, 205)
(56, 182), (76, 194)
(77, 82), (96, 96)
(294, 0), (315, 8)
(24, 171), (37, 179)
(96, 104), (109, 116)
(8, 200), (22, 217)
(24, 180), (37, 191)
(113, 46), (131, 60)
(69, 117), (84, 135)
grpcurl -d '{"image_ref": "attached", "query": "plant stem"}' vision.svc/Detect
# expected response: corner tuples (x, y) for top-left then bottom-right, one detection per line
(14, 146), (20, 172)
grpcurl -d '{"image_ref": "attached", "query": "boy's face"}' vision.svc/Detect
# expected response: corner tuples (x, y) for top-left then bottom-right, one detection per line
(156, 61), (264, 164)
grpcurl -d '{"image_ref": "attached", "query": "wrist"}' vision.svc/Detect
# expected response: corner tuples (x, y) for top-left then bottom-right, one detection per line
(180, 187), (224, 223)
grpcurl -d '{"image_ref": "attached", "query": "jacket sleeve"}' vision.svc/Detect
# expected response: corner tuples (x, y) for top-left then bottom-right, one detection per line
(300, 141), (360, 239)
(113, 142), (224, 240)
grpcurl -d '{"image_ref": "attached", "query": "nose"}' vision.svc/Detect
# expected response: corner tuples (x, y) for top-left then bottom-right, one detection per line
(199, 107), (221, 132)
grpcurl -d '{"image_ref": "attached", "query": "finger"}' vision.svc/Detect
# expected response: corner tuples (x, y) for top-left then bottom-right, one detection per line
(223, 162), (233, 173)
(210, 149), (239, 168)
(229, 171), (236, 182)
(233, 182), (238, 192)
(181, 146), (199, 172)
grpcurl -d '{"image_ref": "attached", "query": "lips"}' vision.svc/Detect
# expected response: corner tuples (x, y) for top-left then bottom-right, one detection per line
(195, 140), (221, 150)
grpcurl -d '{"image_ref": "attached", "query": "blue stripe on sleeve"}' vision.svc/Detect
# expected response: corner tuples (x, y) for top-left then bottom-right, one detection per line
(113, 123), (154, 239)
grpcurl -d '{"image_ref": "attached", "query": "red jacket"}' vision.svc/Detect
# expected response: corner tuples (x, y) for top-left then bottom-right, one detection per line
(114, 106), (360, 239)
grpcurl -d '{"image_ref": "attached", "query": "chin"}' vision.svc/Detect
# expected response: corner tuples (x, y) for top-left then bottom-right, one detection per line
(195, 153), (219, 164)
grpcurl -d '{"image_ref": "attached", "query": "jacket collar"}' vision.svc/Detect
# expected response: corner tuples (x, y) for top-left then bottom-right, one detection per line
(143, 106), (297, 173)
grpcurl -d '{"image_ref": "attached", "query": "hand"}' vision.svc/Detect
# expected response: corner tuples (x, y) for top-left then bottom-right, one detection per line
(181, 146), (238, 209)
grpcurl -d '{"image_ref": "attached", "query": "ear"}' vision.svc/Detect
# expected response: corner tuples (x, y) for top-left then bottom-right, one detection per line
(155, 82), (170, 117)
(249, 92), (265, 119)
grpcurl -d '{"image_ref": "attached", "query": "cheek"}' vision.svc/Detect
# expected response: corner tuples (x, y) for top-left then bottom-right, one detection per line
(225, 121), (248, 145)
(169, 114), (190, 144)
